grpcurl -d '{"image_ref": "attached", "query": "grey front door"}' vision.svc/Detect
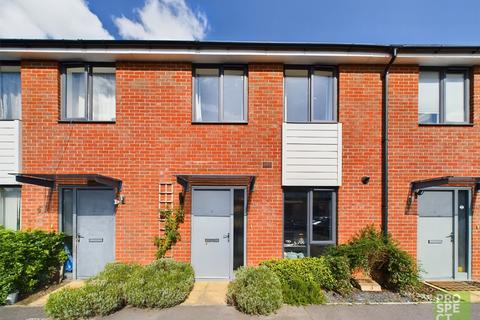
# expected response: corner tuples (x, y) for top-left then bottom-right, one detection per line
(191, 189), (232, 279)
(417, 189), (471, 280)
(76, 189), (115, 278)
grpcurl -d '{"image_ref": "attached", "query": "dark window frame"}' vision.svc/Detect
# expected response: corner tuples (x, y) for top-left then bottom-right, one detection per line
(418, 67), (470, 125)
(284, 65), (338, 123)
(60, 62), (116, 122)
(192, 64), (248, 123)
(282, 187), (337, 258)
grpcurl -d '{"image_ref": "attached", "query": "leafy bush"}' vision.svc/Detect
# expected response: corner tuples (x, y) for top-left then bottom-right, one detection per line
(0, 228), (66, 304)
(325, 226), (420, 292)
(45, 282), (123, 320)
(280, 274), (325, 306)
(125, 259), (194, 308)
(92, 262), (141, 301)
(261, 257), (335, 290)
(227, 266), (283, 315)
(323, 255), (352, 295)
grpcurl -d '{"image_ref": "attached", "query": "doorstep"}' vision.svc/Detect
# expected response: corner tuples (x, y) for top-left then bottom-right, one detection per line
(183, 280), (229, 305)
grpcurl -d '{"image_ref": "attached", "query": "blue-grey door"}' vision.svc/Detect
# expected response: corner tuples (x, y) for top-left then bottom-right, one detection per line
(417, 190), (454, 279)
(76, 189), (115, 278)
(191, 189), (232, 279)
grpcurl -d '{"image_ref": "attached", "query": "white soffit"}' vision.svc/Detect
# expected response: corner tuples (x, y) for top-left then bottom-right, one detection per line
(0, 47), (390, 64)
(396, 53), (480, 66)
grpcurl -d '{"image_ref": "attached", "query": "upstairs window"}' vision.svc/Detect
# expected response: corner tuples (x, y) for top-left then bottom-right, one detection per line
(61, 64), (116, 122)
(193, 66), (247, 123)
(284, 67), (336, 122)
(0, 66), (21, 120)
(418, 68), (469, 124)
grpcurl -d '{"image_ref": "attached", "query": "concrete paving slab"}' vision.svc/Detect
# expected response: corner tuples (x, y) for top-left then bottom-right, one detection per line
(27, 280), (85, 307)
(183, 280), (229, 305)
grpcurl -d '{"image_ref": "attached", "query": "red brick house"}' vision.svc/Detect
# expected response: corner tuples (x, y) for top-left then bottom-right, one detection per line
(0, 40), (478, 281)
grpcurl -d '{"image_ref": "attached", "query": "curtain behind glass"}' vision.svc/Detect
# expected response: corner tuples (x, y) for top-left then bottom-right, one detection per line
(445, 73), (465, 123)
(312, 71), (334, 121)
(195, 68), (219, 122)
(66, 67), (87, 119)
(285, 70), (309, 122)
(223, 70), (244, 121)
(418, 71), (440, 123)
(92, 67), (116, 121)
(0, 70), (21, 120)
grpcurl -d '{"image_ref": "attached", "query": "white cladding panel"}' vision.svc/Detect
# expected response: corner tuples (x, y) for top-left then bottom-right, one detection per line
(282, 123), (342, 186)
(0, 121), (21, 184)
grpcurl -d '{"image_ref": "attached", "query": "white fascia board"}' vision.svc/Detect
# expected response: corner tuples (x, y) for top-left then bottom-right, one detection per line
(396, 53), (480, 66)
(0, 47), (391, 64)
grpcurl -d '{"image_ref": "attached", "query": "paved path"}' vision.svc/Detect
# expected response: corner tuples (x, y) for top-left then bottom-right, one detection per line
(183, 280), (229, 305)
(2, 303), (478, 320)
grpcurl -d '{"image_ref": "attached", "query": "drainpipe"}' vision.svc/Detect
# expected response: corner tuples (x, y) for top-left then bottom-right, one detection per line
(381, 47), (398, 235)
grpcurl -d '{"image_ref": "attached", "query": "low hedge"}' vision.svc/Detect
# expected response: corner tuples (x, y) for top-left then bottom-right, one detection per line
(45, 262), (139, 319)
(0, 228), (66, 305)
(325, 226), (420, 292)
(125, 259), (194, 308)
(227, 266), (283, 315)
(260, 258), (330, 305)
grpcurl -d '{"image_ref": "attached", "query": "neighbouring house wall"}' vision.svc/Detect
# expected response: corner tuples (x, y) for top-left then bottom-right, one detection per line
(20, 61), (284, 265)
(388, 66), (480, 279)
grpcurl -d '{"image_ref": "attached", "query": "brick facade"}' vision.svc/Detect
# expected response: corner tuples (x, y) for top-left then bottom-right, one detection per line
(18, 59), (480, 279)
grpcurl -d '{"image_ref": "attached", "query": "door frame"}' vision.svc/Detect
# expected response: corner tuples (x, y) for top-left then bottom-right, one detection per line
(190, 186), (247, 280)
(58, 186), (116, 279)
(417, 187), (472, 280)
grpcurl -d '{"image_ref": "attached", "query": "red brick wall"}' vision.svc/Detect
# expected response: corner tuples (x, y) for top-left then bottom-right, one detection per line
(388, 66), (480, 279)
(20, 61), (284, 265)
(338, 65), (383, 243)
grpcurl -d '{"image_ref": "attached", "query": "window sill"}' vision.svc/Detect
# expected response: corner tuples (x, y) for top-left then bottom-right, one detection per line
(418, 123), (474, 127)
(191, 121), (248, 125)
(58, 120), (116, 124)
(284, 121), (339, 124)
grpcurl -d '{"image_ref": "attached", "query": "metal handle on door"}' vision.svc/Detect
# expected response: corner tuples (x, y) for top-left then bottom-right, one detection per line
(447, 232), (454, 242)
(76, 234), (84, 242)
(223, 233), (230, 242)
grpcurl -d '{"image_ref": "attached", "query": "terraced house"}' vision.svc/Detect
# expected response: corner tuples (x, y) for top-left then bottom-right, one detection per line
(0, 39), (479, 281)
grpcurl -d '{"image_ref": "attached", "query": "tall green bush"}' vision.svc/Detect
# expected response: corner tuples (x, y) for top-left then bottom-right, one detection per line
(0, 228), (66, 304)
(227, 266), (283, 315)
(325, 225), (420, 292)
(125, 259), (194, 308)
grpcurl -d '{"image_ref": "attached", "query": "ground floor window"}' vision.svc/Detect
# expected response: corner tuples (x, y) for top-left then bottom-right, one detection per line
(0, 187), (21, 230)
(283, 188), (336, 258)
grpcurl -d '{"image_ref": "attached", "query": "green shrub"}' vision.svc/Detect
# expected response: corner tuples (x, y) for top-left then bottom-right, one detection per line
(227, 266), (283, 315)
(92, 262), (141, 300)
(323, 255), (352, 295)
(0, 228), (66, 304)
(45, 282), (123, 320)
(280, 274), (325, 306)
(261, 257), (335, 290)
(125, 259), (194, 308)
(325, 225), (420, 292)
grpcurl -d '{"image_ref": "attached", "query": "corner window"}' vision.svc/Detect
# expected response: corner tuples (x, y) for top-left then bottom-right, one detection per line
(61, 64), (116, 122)
(418, 68), (469, 124)
(283, 188), (336, 258)
(0, 187), (21, 230)
(0, 66), (21, 120)
(193, 66), (247, 123)
(284, 67), (336, 122)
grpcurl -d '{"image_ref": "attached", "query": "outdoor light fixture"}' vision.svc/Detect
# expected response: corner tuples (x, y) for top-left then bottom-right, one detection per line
(361, 176), (370, 184)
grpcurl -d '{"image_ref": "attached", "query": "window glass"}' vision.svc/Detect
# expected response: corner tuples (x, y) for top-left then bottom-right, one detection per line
(192, 189), (231, 216)
(195, 68), (219, 122)
(62, 189), (74, 254)
(0, 187), (20, 230)
(0, 67), (21, 120)
(223, 69), (244, 122)
(65, 67), (87, 119)
(312, 70), (334, 121)
(285, 69), (309, 122)
(445, 73), (465, 123)
(233, 189), (245, 270)
(92, 67), (116, 121)
(418, 71), (440, 124)
(312, 191), (333, 242)
(283, 191), (308, 258)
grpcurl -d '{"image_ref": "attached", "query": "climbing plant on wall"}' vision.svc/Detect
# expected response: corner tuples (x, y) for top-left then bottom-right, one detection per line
(154, 207), (185, 259)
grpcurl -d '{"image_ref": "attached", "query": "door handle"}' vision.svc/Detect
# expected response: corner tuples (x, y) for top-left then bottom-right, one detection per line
(76, 234), (84, 242)
(446, 233), (454, 242)
(223, 233), (230, 242)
